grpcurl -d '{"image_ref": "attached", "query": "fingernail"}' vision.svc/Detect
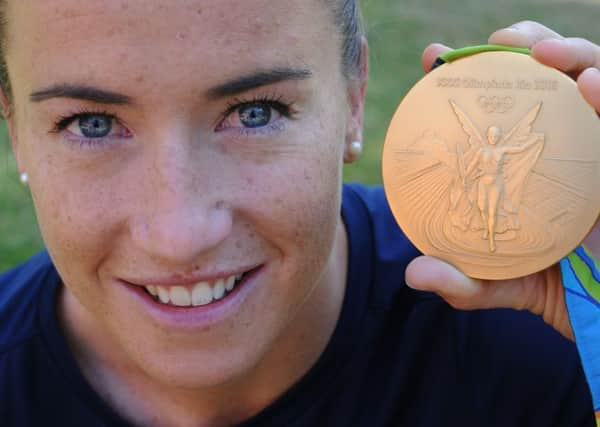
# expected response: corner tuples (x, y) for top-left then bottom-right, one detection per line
(432, 42), (451, 50)
(497, 27), (523, 36)
(489, 27), (527, 46)
(588, 67), (600, 75)
(536, 38), (567, 47)
(580, 67), (600, 79)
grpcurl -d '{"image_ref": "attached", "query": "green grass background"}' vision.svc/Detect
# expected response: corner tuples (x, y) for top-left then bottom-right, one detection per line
(1, 0), (600, 271)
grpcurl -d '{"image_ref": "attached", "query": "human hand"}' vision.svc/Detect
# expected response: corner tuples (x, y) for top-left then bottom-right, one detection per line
(407, 21), (600, 341)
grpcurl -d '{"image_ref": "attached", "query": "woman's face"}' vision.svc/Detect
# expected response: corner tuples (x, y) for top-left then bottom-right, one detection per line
(5, 1), (363, 387)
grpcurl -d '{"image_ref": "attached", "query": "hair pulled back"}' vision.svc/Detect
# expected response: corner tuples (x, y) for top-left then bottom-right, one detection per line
(328, 0), (366, 80)
(0, 0), (365, 102)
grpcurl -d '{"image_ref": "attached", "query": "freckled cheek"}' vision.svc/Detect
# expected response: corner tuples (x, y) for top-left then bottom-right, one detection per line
(241, 153), (342, 254)
(31, 170), (127, 271)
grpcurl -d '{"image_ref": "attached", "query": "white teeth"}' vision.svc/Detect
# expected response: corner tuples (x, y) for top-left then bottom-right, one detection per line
(192, 282), (213, 306)
(148, 272), (244, 307)
(157, 286), (170, 304)
(213, 279), (225, 300)
(225, 275), (236, 292)
(170, 286), (191, 307)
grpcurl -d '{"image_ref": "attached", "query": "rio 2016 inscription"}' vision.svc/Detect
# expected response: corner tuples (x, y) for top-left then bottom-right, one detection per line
(437, 77), (558, 91)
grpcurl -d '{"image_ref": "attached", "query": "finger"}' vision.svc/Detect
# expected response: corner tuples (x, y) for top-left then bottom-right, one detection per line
(422, 43), (452, 73)
(531, 38), (600, 75)
(405, 256), (528, 311)
(488, 21), (564, 48)
(577, 67), (600, 112)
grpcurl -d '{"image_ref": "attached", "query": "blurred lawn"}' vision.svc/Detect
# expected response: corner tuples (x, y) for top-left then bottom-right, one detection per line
(1, 0), (600, 271)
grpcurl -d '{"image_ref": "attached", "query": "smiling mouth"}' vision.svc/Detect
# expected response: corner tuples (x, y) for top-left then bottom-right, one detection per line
(142, 270), (253, 308)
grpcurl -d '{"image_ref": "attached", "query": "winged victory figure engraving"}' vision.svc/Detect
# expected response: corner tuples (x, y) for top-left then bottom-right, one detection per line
(410, 100), (546, 253)
(390, 97), (598, 258)
(448, 100), (545, 252)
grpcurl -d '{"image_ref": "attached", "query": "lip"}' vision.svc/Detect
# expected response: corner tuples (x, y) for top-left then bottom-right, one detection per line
(122, 264), (261, 288)
(118, 265), (264, 330)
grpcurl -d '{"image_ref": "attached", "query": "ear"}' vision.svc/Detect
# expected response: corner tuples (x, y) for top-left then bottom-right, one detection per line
(343, 37), (368, 164)
(0, 84), (23, 171)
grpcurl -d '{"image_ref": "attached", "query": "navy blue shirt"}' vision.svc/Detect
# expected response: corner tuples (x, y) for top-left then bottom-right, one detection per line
(0, 184), (594, 426)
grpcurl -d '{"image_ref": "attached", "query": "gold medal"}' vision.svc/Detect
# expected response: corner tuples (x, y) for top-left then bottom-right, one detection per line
(382, 51), (600, 280)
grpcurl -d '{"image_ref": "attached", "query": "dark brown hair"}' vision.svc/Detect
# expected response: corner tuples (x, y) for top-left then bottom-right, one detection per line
(329, 0), (366, 80)
(0, 2), (9, 102)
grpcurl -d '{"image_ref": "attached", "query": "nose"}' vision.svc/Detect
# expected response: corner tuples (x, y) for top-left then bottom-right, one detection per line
(129, 135), (233, 266)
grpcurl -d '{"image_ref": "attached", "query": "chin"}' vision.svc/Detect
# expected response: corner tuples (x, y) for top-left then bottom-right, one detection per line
(106, 305), (279, 391)
(126, 338), (262, 389)
(148, 354), (255, 389)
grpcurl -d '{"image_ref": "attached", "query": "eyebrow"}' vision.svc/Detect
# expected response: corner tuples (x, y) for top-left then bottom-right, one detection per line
(30, 84), (132, 105)
(206, 67), (313, 99)
(28, 67), (313, 104)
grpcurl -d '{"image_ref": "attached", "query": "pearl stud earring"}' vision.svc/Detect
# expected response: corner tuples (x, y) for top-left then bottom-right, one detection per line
(344, 140), (363, 163)
(19, 172), (29, 185)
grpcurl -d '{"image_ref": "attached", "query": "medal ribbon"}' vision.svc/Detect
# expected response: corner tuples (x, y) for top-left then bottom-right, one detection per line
(434, 46), (600, 425)
(561, 246), (600, 423)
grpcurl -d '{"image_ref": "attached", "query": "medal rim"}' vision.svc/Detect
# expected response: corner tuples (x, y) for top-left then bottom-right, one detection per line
(382, 51), (600, 280)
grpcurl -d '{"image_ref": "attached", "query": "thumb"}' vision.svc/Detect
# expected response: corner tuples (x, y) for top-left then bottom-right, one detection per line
(422, 43), (453, 73)
(405, 256), (528, 311)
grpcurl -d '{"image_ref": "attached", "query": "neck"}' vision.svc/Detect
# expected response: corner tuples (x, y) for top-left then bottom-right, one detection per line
(58, 218), (349, 427)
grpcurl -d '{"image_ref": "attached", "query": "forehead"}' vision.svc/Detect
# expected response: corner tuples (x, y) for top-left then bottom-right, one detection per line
(6, 0), (337, 98)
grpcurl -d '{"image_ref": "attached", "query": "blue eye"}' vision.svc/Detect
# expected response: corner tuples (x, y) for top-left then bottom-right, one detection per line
(52, 111), (132, 149)
(238, 104), (272, 128)
(216, 98), (295, 134)
(78, 114), (112, 138)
